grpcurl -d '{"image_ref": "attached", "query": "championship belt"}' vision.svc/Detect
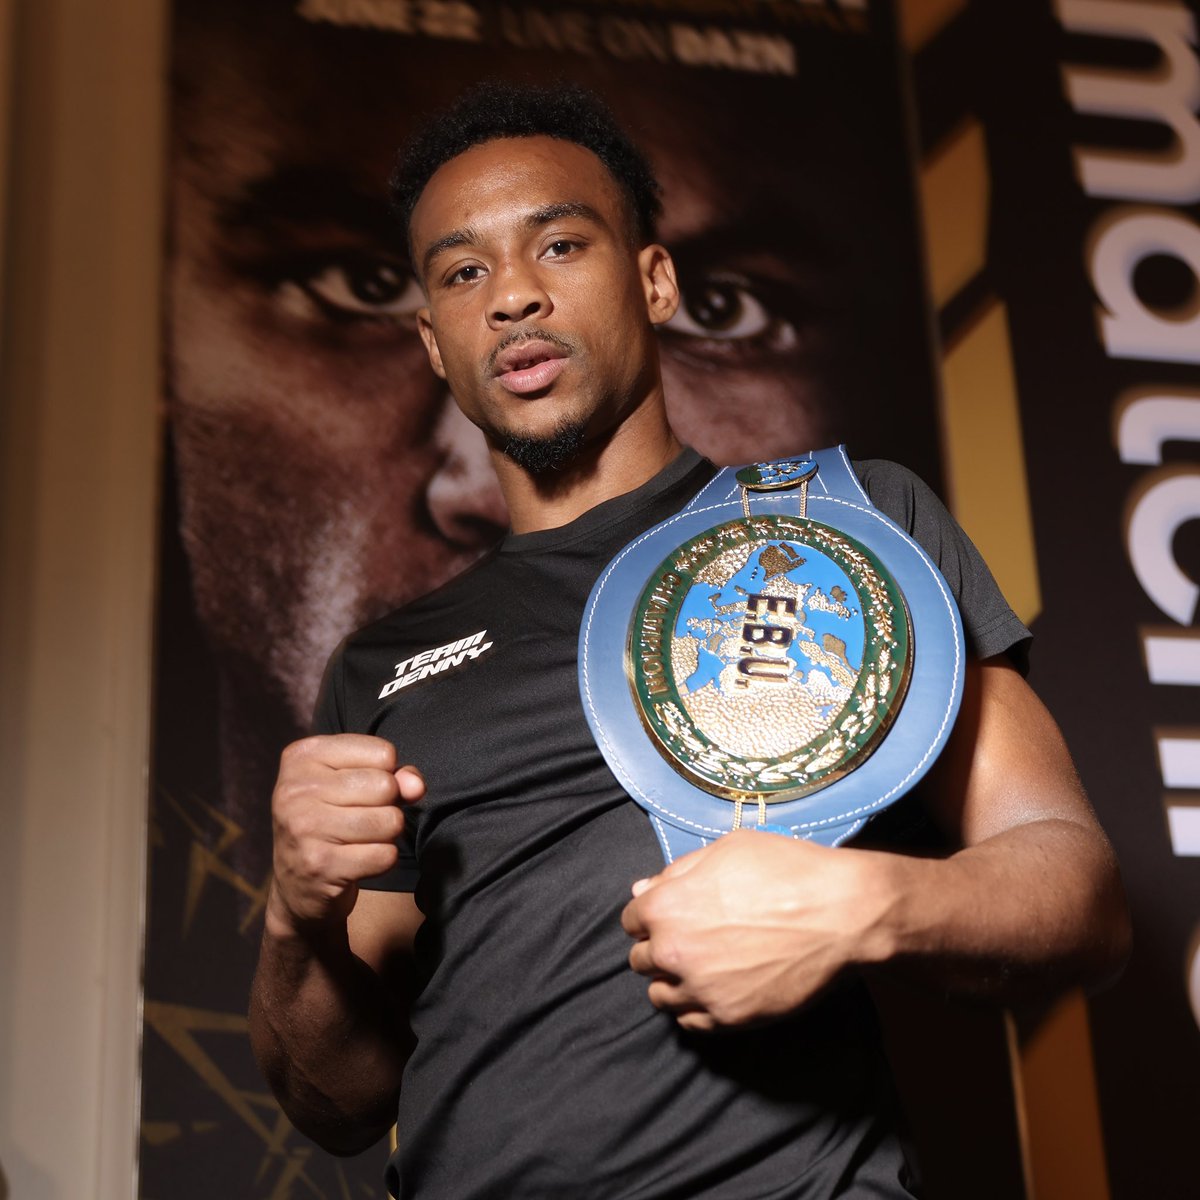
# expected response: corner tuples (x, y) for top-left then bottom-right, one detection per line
(578, 446), (965, 863)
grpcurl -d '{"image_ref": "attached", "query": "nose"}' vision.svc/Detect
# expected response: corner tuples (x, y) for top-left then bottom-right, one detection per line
(426, 398), (509, 547)
(487, 260), (550, 328)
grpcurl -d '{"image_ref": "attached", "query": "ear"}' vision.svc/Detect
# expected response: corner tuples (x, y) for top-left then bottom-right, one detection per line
(417, 308), (448, 380)
(638, 244), (680, 327)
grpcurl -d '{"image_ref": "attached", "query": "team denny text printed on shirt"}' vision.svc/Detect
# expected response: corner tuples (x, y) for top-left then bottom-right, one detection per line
(378, 630), (494, 698)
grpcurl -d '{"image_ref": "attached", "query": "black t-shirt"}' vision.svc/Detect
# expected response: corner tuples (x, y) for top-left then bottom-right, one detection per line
(314, 450), (1028, 1200)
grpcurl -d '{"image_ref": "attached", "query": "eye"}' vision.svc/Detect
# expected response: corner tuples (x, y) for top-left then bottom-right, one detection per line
(282, 256), (423, 321)
(447, 263), (485, 286)
(667, 276), (780, 342)
(544, 239), (578, 258)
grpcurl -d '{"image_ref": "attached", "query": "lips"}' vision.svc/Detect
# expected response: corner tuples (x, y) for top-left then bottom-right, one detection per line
(492, 339), (569, 396)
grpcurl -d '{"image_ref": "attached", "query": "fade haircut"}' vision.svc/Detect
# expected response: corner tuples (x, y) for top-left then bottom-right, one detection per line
(390, 80), (663, 250)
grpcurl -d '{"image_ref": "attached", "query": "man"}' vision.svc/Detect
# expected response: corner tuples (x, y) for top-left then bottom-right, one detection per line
(162, 0), (939, 869)
(250, 83), (1128, 1197)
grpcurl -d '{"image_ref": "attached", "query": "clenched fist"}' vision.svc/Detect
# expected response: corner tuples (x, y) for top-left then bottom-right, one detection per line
(268, 734), (424, 937)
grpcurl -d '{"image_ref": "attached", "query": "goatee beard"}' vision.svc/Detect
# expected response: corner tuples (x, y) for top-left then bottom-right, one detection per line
(501, 419), (588, 475)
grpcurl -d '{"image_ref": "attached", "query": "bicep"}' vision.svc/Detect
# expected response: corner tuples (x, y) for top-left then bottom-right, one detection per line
(923, 656), (1099, 847)
(348, 888), (423, 993)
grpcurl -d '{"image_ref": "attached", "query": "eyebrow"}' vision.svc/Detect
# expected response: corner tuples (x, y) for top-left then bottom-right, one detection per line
(217, 166), (401, 246)
(420, 227), (481, 278)
(526, 201), (605, 228)
(420, 200), (607, 278)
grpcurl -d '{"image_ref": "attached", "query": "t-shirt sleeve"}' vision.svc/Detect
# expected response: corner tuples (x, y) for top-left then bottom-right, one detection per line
(854, 458), (1031, 671)
(311, 646), (421, 893)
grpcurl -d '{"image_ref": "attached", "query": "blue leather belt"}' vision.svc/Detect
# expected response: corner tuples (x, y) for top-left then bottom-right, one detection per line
(579, 446), (964, 863)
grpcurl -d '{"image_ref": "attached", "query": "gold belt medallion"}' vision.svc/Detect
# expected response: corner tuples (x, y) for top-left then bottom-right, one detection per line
(628, 514), (912, 804)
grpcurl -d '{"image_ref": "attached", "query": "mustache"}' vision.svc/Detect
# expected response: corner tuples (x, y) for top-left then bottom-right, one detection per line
(486, 329), (580, 374)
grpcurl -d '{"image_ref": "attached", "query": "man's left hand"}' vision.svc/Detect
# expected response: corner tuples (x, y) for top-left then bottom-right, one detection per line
(620, 830), (898, 1032)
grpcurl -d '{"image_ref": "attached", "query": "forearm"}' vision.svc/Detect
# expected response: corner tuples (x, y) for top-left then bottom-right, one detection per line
(624, 821), (1121, 1030)
(249, 901), (411, 1154)
(870, 818), (1131, 1002)
(624, 662), (1132, 1027)
(867, 658), (1132, 1002)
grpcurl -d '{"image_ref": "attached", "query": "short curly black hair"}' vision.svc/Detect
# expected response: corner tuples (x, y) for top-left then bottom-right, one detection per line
(390, 80), (662, 253)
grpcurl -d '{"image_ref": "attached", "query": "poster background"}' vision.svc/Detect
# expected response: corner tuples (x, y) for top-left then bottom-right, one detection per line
(911, 2), (1200, 1196)
(144, 1), (968, 1196)
(977, 3), (1200, 1196)
(138, 1), (1200, 1198)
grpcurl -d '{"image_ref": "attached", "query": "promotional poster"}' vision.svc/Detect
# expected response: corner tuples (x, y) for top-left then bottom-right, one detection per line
(143, 1), (946, 1196)
(913, 3), (1200, 1195)
(140, 1), (1200, 1197)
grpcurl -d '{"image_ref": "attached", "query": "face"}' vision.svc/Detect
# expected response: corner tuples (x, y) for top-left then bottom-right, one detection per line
(411, 137), (677, 461)
(644, 87), (856, 459)
(168, 24), (504, 726)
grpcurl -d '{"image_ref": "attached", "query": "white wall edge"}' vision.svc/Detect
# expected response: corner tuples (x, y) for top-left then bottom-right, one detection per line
(0, 0), (167, 1197)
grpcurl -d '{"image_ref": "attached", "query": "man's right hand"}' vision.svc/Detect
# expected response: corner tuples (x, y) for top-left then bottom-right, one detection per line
(268, 734), (424, 937)
(251, 734), (421, 1153)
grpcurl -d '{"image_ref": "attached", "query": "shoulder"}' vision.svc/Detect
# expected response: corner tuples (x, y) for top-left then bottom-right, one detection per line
(850, 457), (1032, 669)
(850, 455), (971, 567)
(342, 546), (504, 654)
(314, 548), (505, 732)
(851, 458), (945, 533)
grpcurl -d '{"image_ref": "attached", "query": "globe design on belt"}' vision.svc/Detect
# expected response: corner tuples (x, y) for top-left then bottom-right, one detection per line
(579, 446), (965, 863)
(629, 514), (911, 808)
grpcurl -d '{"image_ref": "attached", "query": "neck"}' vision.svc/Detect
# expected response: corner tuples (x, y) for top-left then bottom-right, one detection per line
(494, 392), (683, 535)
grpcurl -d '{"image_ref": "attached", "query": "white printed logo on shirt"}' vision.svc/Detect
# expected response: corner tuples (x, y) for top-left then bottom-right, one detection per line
(378, 630), (493, 698)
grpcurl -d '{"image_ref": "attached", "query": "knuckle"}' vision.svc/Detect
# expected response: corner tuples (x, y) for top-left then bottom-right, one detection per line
(654, 935), (684, 975)
(647, 980), (671, 1010)
(354, 736), (394, 772)
(297, 841), (330, 881)
(272, 771), (299, 806)
(273, 779), (317, 825)
(345, 767), (388, 806)
(707, 1000), (733, 1025)
(274, 768), (321, 813)
(288, 807), (321, 841)
(368, 769), (401, 804)
(707, 994), (747, 1027)
(366, 843), (400, 875)
(271, 800), (297, 838)
(636, 892), (662, 926)
(283, 735), (321, 763)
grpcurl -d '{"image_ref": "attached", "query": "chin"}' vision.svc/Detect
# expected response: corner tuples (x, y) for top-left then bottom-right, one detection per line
(500, 418), (589, 474)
